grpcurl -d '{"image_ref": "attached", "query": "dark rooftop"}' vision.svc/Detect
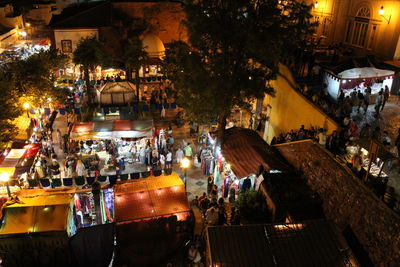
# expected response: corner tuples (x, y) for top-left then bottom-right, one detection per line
(49, 1), (111, 28)
(207, 220), (351, 267)
(260, 173), (325, 222)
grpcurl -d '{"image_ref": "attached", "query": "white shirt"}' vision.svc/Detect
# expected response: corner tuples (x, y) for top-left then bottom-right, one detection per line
(166, 152), (172, 162)
(176, 149), (184, 163)
(318, 132), (327, 145)
(159, 154), (165, 164)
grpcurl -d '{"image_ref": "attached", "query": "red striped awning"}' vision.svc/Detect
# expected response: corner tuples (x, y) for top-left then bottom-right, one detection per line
(221, 128), (290, 178)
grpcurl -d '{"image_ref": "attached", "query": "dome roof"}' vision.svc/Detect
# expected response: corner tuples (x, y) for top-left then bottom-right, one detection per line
(142, 33), (165, 59)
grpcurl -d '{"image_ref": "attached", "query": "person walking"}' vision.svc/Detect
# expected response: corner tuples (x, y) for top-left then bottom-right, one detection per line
(381, 86), (390, 111)
(317, 128), (327, 147)
(374, 90), (383, 117)
(363, 88), (370, 113)
(207, 176), (214, 196)
(176, 147), (184, 164)
(184, 143), (193, 159)
(357, 90), (364, 112)
(165, 150), (172, 169)
(160, 106), (166, 119)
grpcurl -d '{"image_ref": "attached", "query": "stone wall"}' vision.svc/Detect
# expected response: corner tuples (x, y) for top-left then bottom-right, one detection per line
(113, 2), (188, 44)
(275, 140), (400, 266)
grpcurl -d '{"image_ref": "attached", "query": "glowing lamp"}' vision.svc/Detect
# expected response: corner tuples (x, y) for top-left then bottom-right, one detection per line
(180, 157), (190, 169)
(0, 172), (9, 182)
(23, 102), (30, 109)
(379, 6), (391, 23)
(379, 6), (384, 15)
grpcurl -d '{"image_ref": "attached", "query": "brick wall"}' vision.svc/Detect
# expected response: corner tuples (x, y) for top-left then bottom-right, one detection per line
(275, 140), (400, 266)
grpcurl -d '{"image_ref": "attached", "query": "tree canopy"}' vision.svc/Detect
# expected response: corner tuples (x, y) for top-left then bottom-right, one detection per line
(0, 49), (67, 143)
(165, 0), (316, 137)
(73, 36), (108, 104)
(9, 49), (68, 103)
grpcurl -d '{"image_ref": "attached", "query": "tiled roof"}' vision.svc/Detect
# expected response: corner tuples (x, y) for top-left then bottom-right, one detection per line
(221, 127), (291, 178)
(207, 220), (350, 267)
(114, 173), (190, 222)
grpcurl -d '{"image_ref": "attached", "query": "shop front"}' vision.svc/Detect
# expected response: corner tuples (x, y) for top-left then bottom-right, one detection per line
(211, 128), (290, 199)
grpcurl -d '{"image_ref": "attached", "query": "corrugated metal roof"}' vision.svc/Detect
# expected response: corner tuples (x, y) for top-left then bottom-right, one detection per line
(222, 128), (291, 178)
(207, 220), (349, 267)
(114, 173), (190, 222)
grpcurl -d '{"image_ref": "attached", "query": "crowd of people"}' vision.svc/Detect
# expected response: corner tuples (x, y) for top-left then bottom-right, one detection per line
(271, 123), (399, 159)
(302, 82), (391, 124)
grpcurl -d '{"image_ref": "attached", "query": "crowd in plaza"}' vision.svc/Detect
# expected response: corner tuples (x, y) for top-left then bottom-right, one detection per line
(302, 83), (391, 123)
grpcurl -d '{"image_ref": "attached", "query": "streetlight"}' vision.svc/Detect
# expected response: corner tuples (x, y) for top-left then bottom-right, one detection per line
(180, 157), (190, 190)
(23, 102), (30, 118)
(0, 172), (11, 198)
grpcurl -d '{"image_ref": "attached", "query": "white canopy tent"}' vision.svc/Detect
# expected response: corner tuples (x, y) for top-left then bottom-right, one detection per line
(324, 67), (394, 99)
(97, 81), (136, 105)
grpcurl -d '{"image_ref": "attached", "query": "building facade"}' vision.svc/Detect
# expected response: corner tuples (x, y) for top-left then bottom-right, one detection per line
(50, 1), (187, 54)
(309, 0), (400, 60)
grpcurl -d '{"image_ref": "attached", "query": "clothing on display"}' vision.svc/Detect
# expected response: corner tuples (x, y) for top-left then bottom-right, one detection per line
(200, 149), (214, 176)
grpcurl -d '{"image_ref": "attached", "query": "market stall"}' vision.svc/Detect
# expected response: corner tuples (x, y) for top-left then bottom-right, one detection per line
(345, 139), (395, 180)
(71, 120), (153, 140)
(97, 81), (136, 106)
(213, 128), (291, 198)
(324, 67), (394, 99)
(114, 172), (192, 266)
(71, 119), (153, 176)
(0, 143), (40, 181)
(0, 193), (74, 266)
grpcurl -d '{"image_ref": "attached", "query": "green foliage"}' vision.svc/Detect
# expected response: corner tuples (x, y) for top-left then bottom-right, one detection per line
(165, 0), (316, 132)
(122, 37), (148, 73)
(73, 36), (108, 104)
(9, 49), (68, 102)
(236, 189), (271, 223)
(0, 69), (21, 143)
(73, 36), (108, 72)
(0, 49), (67, 142)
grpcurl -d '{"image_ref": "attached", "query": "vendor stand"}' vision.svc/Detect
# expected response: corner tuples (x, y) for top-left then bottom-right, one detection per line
(344, 138), (394, 180)
(324, 67), (394, 100)
(212, 128), (290, 199)
(71, 120), (153, 176)
(0, 143), (40, 186)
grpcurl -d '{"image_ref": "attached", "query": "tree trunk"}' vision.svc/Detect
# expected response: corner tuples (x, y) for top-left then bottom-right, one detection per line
(126, 66), (132, 81)
(217, 112), (227, 143)
(84, 66), (92, 105)
(135, 67), (140, 102)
